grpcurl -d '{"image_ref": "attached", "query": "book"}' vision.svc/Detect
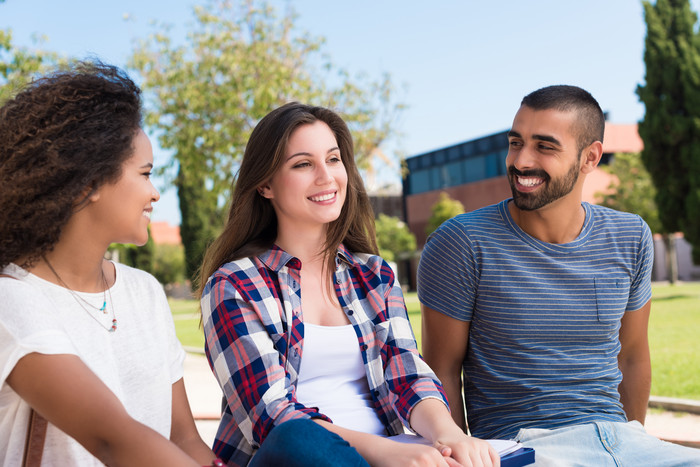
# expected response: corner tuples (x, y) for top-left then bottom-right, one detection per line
(500, 446), (535, 467)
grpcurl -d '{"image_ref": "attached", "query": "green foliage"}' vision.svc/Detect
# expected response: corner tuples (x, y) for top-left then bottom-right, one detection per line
(426, 192), (465, 237)
(596, 152), (662, 233)
(0, 28), (65, 103)
(153, 244), (185, 285)
(129, 0), (404, 283)
(638, 0), (700, 262)
(109, 231), (155, 275)
(375, 214), (416, 262)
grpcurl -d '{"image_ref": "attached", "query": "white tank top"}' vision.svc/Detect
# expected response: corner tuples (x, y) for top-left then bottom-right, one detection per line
(295, 323), (386, 436)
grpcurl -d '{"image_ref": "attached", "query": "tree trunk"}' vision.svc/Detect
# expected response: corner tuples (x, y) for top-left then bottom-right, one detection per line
(664, 233), (679, 285)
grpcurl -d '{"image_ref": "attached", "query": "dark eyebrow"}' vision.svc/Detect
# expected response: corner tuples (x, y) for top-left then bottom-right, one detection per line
(533, 134), (561, 146)
(141, 162), (154, 169)
(286, 147), (340, 162)
(507, 130), (561, 147)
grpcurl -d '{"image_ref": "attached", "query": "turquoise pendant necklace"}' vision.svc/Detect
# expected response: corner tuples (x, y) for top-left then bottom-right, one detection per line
(44, 258), (118, 332)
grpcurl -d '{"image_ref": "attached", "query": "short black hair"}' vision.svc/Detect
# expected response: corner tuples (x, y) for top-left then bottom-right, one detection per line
(521, 85), (604, 152)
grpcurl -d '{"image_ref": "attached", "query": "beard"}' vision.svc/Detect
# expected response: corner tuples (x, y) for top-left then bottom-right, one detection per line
(508, 157), (581, 211)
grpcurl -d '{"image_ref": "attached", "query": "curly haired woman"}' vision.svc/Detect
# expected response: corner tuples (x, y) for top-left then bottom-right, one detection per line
(0, 61), (221, 466)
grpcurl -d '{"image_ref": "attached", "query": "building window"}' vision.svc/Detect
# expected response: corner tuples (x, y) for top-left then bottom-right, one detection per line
(464, 155), (486, 182)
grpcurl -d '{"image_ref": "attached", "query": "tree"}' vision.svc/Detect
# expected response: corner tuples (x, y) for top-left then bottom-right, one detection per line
(130, 0), (404, 284)
(152, 244), (186, 285)
(596, 152), (662, 233)
(637, 0), (700, 282)
(109, 232), (156, 276)
(375, 214), (416, 263)
(1, 25), (64, 103)
(426, 192), (465, 238)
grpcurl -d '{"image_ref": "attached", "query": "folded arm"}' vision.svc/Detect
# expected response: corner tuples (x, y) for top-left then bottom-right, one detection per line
(7, 353), (199, 466)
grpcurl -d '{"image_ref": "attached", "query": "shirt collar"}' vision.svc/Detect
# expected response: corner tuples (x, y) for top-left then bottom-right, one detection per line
(258, 243), (356, 272)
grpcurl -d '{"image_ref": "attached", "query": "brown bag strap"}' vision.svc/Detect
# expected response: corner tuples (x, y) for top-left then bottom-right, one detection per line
(23, 409), (48, 467)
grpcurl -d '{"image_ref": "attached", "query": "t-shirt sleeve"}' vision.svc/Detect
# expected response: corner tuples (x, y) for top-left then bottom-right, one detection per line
(627, 218), (654, 312)
(0, 280), (78, 390)
(416, 216), (478, 322)
(150, 276), (186, 384)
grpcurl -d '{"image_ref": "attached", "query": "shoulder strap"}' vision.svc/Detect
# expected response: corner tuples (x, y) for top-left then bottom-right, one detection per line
(23, 409), (48, 467)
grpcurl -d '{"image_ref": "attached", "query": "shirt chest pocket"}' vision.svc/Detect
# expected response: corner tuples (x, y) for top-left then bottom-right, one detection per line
(594, 277), (630, 325)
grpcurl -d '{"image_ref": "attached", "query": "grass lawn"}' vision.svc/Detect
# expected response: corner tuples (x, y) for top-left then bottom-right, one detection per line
(169, 298), (203, 350)
(647, 282), (700, 400)
(171, 282), (700, 400)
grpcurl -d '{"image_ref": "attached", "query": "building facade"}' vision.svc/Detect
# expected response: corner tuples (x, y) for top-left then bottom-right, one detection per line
(402, 123), (700, 284)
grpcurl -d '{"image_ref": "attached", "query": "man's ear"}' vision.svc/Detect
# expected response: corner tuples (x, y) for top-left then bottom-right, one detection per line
(580, 141), (603, 174)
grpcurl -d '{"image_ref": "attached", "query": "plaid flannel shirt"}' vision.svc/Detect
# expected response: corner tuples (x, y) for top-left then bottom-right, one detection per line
(201, 244), (448, 466)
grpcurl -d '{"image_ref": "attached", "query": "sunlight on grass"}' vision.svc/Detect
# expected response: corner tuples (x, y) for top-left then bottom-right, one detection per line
(648, 282), (700, 400)
(169, 283), (700, 399)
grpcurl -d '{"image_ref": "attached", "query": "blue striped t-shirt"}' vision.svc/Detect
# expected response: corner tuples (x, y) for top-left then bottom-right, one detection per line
(417, 199), (653, 439)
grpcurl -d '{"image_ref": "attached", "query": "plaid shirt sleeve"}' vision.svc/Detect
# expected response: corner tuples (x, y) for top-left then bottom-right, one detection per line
(201, 259), (330, 453)
(347, 252), (449, 430)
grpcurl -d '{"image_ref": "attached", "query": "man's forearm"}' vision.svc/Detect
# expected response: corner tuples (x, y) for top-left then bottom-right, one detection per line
(618, 357), (651, 424)
(440, 372), (467, 431)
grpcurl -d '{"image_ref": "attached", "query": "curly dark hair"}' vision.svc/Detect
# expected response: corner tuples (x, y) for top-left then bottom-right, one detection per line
(0, 60), (143, 269)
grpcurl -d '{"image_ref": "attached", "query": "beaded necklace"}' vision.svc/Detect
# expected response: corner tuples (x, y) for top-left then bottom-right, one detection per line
(44, 258), (118, 332)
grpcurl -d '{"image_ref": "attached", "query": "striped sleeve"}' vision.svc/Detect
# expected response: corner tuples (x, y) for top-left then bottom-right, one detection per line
(626, 217), (653, 312)
(417, 215), (478, 322)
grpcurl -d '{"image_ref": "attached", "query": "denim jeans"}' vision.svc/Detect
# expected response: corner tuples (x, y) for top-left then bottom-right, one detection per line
(514, 420), (700, 466)
(249, 418), (370, 467)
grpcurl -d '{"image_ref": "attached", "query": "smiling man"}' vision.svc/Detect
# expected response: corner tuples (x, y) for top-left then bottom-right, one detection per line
(417, 85), (700, 465)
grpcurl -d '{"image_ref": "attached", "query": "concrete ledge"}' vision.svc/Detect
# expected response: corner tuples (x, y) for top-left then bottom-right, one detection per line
(662, 439), (700, 449)
(649, 396), (700, 415)
(184, 345), (206, 355)
(193, 412), (221, 421)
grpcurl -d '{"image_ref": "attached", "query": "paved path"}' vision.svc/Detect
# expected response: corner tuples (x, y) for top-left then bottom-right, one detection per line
(182, 353), (700, 448)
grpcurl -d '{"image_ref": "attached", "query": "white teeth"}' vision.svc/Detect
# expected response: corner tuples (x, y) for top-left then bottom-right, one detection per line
(518, 177), (543, 187)
(143, 211), (152, 219)
(310, 193), (335, 202)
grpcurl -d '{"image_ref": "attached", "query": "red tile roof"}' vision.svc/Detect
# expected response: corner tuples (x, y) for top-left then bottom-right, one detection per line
(603, 123), (643, 153)
(150, 221), (181, 245)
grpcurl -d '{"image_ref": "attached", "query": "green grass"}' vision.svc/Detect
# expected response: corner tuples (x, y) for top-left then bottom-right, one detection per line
(648, 282), (700, 400)
(170, 283), (700, 399)
(169, 298), (204, 349)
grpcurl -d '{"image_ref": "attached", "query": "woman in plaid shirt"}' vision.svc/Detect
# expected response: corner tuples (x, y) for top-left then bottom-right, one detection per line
(198, 103), (497, 467)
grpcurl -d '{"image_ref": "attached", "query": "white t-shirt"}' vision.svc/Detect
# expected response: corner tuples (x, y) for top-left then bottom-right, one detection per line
(295, 323), (386, 436)
(0, 262), (186, 466)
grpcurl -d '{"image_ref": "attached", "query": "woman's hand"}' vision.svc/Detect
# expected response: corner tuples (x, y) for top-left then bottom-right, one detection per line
(365, 436), (463, 467)
(408, 399), (499, 467)
(430, 427), (499, 467)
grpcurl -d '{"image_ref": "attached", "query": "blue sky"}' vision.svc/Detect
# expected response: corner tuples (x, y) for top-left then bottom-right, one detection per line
(2, 0), (693, 224)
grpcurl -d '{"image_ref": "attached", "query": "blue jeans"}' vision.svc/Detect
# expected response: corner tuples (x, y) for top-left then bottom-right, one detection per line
(514, 421), (700, 466)
(249, 419), (369, 467)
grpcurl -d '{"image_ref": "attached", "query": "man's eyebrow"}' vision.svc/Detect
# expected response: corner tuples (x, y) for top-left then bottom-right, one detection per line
(507, 130), (561, 147)
(533, 134), (561, 146)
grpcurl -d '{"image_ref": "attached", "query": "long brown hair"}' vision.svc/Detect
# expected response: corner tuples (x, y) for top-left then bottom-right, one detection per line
(197, 102), (377, 298)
